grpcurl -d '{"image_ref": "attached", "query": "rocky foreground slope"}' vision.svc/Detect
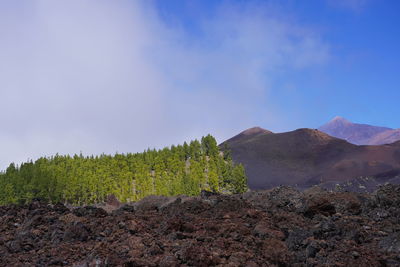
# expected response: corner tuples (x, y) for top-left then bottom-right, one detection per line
(1, 185), (400, 266)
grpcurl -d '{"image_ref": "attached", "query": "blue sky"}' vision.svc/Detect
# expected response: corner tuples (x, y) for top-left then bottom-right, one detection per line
(0, 0), (399, 167)
(154, 0), (400, 129)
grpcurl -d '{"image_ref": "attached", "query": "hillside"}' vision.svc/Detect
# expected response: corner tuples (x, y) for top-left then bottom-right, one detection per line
(318, 116), (400, 145)
(222, 127), (400, 190)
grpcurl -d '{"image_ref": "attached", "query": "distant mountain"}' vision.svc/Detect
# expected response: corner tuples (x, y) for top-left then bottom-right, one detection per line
(367, 129), (400, 145)
(318, 116), (394, 145)
(221, 127), (400, 190)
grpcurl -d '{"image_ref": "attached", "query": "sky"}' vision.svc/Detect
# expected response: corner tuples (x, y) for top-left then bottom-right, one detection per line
(0, 0), (399, 168)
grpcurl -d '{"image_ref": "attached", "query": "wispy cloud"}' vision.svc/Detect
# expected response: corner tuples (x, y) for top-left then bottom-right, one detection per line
(0, 0), (330, 168)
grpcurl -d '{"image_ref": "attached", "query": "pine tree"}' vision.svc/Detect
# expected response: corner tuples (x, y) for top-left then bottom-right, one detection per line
(231, 164), (248, 194)
(0, 135), (248, 205)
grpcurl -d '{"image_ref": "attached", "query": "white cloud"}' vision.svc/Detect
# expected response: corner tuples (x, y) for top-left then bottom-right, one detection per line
(0, 0), (329, 168)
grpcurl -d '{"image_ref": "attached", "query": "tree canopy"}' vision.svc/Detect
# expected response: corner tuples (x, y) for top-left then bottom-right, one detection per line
(0, 135), (248, 205)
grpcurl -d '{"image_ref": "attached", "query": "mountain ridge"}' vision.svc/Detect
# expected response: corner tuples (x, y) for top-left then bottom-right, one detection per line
(221, 125), (400, 190)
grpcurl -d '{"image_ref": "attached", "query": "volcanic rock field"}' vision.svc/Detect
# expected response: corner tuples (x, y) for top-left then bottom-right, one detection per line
(1, 185), (400, 266)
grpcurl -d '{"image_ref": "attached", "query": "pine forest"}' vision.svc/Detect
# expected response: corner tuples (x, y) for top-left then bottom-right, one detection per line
(0, 135), (247, 205)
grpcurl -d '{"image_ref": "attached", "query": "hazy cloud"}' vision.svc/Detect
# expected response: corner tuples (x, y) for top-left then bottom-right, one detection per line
(0, 0), (329, 168)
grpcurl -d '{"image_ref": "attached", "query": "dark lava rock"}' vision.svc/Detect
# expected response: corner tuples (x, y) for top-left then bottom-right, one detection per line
(53, 203), (70, 214)
(313, 217), (338, 239)
(375, 184), (400, 208)
(1, 186), (399, 266)
(379, 232), (400, 253)
(303, 189), (336, 218)
(306, 241), (321, 258)
(200, 190), (220, 198)
(73, 206), (108, 218)
(244, 186), (306, 213)
(63, 222), (90, 242)
(286, 228), (312, 251)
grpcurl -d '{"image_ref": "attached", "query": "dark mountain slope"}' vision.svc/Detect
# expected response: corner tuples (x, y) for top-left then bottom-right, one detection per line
(222, 127), (400, 190)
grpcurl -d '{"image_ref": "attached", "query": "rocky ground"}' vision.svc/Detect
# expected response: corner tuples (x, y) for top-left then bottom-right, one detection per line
(316, 175), (400, 193)
(1, 185), (400, 266)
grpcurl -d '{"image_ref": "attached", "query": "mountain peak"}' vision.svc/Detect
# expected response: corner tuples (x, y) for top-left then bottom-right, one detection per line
(319, 117), (394, 145)
(241, 126), (270, 136)
(222, 126), (272, 145)
(329, 116), (351, 124)
(289, 128), (341, 144)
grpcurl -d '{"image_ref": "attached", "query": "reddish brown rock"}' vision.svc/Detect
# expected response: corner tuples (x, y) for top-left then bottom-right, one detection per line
(0, 185), (399, 266)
